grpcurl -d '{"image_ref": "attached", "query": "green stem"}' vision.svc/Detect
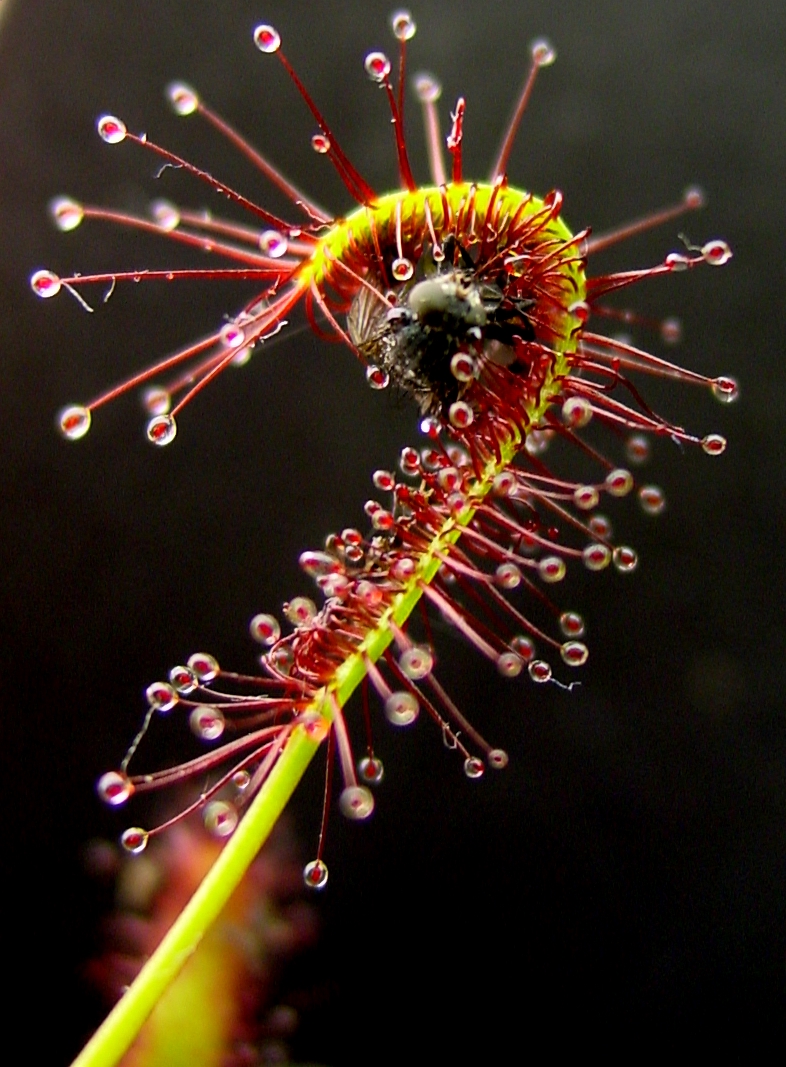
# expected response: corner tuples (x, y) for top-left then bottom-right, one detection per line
(70, 725), (322, 1067)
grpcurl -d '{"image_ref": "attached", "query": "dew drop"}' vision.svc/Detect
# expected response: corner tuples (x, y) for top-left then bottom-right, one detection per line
(284, 597), (317, 627)
(97, 771), (134, 807)
(385, 691), (419, 726)
(166, 82), (199, 116)
(625, 434), (650, 466)
(249, 613), (281, 646)
(269, 645), (294, 675)
(661, 317), (682, 344)
(665, 252), (690, 271)
(497, 651), (523, 678)
(573, 484), (599, 510)
(391, 257), (414, 281)
(495, 562), (522, 589)
(612, 545), (639, 573)
(204, 799), (238, 838)
(58, 404), (91, 440)
(189, 706), (226, 741)
(233, 769), (251, 791)
(232, 346), (252, 367)
(559, 611), (586, 638)
(493, 471), (517, 496)
(372, 469), (396, 493)
(399, 446), (421, 474)
(701, 239), (732, 266)
(299, 551), (341, 578)
(253, 24), (281, 53)
(259, 230), (288, 258)
(638, 485), (666, 515)
(562, 396), (593, 428)
(372, 508), (395, 532)
(311, 133), (331, 154)
(121, 827), (148, 854)
(420, 415), (441, 437)
(169, 664), (198, 694)
(364, 51), (391, 83)
(391, 557), (416, 582)
(560, 641), (589, 667)
(701, 433), (727, 456)
(531, 38), (556, 66)
(463, 756), (485, 779)
(437, 466), (462, 492)
(358, 755), (385, 785)
(146, 414), (177, 446)
(391, 10), (416, 40)
(187, 652), (220, 682)
(339, 785), (375, 820)
(605, 468), (634, 497)
(449, 401), (474, 429)
(525, 429), (552, 456)
(50, 196), (84, 231)
(143, 387), (171, 416)
(220, 323), (246, 348)
(511, 635), (536, 662)
(711, 376), (739, 404)
(366, 364), (390, 390)
(538, 555), (566, 583)
(318, 572), (351, 598)
(399, 645), (434, 680)
(566, 310), (593, 341)
(528, 660), (552, 683)
(683, 185), (705, 209)
(582, 543), (612, 571)
(450, 351), (477, 382)
(414, 74), (441, 102)
(488, 749), (509, 770)
(31, 269), (62, 298)
(303, 858), (328, 890)
(149, 199), (181, 231)
(145, 681), (177, 713)
(97, 115), (127, 144)
(588, 514), (613, 539)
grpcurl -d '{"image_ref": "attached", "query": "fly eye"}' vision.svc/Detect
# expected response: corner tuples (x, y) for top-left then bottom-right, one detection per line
(385, 306), (411, 326)
(407, 278), (454, 317)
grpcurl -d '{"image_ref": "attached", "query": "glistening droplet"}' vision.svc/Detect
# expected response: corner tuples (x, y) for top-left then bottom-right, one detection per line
(358, 756), (385, 785)
(339, 785), (375, 820)
(384, 691), (419, 726)
(253, 24), (281, 53)
(249, 613), (281, 646)
(189, 706), (226, 741)
(364, 51), (391, 82)
(303, 859), (328, 890)
(187, 652), (219, 682)
(97, 771), (134, 807)
(399, 645), (433, 680)
(97, 115), (127, 144)
(31, 269), (62, 298)
(463, 756), (484, 779)
(145, 681), (177, 713)
(50, 196), (84, 231)
(58, 404), (91, 440)
(203, 800), (238, 837)
(167, 82), (199, 115)
(146, 414), (177, 446)
(120, 827), (148, 854)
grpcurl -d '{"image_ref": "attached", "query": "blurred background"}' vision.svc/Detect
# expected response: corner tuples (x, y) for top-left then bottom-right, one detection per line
(1, 0), (784, 1061)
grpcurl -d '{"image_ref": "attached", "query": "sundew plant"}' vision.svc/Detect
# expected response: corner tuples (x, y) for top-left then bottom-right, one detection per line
(30, 8), (739, 1066)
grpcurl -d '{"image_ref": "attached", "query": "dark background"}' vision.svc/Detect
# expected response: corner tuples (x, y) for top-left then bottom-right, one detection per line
(1, 0), (784, 1061)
